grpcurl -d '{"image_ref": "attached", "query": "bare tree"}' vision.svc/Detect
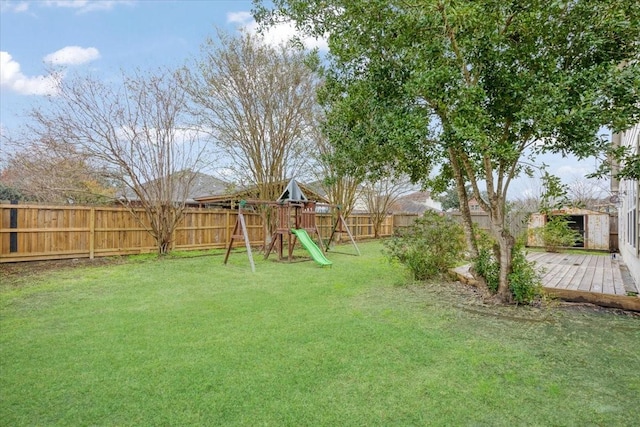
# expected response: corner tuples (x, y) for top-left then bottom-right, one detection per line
(361, 176), (414, 238)
(512, 174), (609, 213)
(567, 176), (609, 210)
(14, 69), (210, 254)
(1, 139), (115, 204)
(180, 30), (320, 202)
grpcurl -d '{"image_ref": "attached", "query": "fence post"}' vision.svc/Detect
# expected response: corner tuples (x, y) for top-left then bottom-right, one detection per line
(89, 207), (95, 259)
(9, 201), (18, 253)
(171, 211), (178, 252)
(226, 210), (231, 246)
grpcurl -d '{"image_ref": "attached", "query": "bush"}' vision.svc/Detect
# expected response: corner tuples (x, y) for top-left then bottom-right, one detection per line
(384, 212), (465, 280)
(508, 244), (543, 304)
(473, 229), (543, 304)
(539, 215), (582, 252)
(472, 227), (499, 292)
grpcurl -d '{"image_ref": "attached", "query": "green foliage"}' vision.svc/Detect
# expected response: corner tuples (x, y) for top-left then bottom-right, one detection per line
(539, 215), (582, 252)
(540, 172), (571, 213)
(472, 227), (499, 292)
(474, 229), (543, 303)
(0, 183), (25, 201)
(508, 244), (543, 304)
(436, 184), (472, 212)
(384, 211), (465, 280)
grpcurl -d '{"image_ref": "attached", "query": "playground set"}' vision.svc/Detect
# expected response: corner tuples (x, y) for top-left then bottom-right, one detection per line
(223, 180), (359, 272)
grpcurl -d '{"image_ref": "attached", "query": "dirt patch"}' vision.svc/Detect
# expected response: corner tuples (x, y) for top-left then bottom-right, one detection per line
(399, 279), (640, 320)
(0, 257), (126, 287)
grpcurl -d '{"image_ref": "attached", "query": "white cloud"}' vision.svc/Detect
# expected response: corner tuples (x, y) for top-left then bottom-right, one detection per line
(227, 10), (328, 51)
(556, 164), (592, 177)
(44, 0), (134, 13)
(44, 46), (100, 65)
(227, 11), (252, 25)
(0, 1), (29, 13)
(45, 0), (89, 7)
(0, 51), (59, 96)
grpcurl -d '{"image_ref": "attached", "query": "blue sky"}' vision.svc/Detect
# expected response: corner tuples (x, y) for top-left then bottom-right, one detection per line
(0, 0), (608, 198)
(0, 0), (260, 131)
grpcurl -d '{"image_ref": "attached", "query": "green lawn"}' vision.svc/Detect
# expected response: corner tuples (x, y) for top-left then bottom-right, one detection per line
(1, 242), (639, 426)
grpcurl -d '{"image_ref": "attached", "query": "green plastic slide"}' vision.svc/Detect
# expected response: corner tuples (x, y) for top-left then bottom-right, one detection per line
(291, 229), (332, 267)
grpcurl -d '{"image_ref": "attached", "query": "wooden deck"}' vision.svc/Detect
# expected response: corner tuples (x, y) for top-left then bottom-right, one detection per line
(526, 252), (633, 296)
(526, 251), (640, 311)
(451, 251), (640, 311)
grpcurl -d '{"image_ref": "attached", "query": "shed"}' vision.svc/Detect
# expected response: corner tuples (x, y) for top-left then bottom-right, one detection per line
(527, 207), (611, 251)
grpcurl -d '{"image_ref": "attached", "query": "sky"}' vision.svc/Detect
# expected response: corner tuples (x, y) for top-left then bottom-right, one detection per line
(0, 0), (299, 129)
(0, 0), (610, 199)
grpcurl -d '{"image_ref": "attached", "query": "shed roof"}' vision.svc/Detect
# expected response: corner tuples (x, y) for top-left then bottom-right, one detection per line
(547, 207), (609, 216)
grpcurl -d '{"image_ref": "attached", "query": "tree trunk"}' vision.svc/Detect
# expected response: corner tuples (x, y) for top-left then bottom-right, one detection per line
(156, 220), (173, 255)
(449, 150), (478, 258)
(457, 184), (478, 259)
(151, 204), (178, 256)
(497, 228), (515, 303)
(373, 217), (381, 239)
(491, 216), (516, 303)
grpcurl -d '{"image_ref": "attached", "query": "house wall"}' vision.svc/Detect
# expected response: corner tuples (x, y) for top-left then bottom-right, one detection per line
(616, 125), (640, 287)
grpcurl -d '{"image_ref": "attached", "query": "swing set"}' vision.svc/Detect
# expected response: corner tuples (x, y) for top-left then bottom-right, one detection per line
(223, 181), (359, 272)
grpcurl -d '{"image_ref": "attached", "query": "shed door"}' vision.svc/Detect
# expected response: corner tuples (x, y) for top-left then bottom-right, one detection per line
(527, 213), (546, 247)
(584, 214), (610, 250)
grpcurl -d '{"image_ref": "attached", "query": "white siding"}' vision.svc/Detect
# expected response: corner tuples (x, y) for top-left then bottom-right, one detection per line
(616, 125), (640, 287)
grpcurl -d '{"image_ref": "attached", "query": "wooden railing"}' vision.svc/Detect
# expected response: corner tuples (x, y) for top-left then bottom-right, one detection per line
(0, 204), (393, 263)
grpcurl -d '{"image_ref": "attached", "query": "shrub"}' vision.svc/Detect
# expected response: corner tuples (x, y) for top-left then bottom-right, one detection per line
(383, 212), (465, 280)
(472, 227), (499, 292)
(508, 244), (543, 304)
(473, 229), (543, 304)
(539, 215), (582, 252)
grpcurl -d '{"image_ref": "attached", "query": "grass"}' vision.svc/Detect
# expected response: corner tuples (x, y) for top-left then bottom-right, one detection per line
(1, 241), (639, 426)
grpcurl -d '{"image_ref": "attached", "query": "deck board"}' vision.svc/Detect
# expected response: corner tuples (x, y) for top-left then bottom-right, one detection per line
(601, 256), (615, 295)
(540, 261), (566, 286)
(591, 256), (604, 293)
(566, 266), (588, 291)
(547, 261), (575, 288)
(612, 260), (627, 295)
(577, 256), (597, 292)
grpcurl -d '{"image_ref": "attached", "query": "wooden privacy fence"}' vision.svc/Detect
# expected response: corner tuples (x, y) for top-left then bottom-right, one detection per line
(449, 211), (528, 239)
(0, 204), (393, 263)
(392, 211), (529, 239)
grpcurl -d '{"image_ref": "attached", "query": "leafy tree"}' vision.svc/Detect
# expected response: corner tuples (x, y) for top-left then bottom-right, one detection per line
(437, 186), (456, 212)
(257, 0), (640, 302)
(9, 69), (210, 254)
(437, 185), (467, 212)
(537, 172), (583, 252)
